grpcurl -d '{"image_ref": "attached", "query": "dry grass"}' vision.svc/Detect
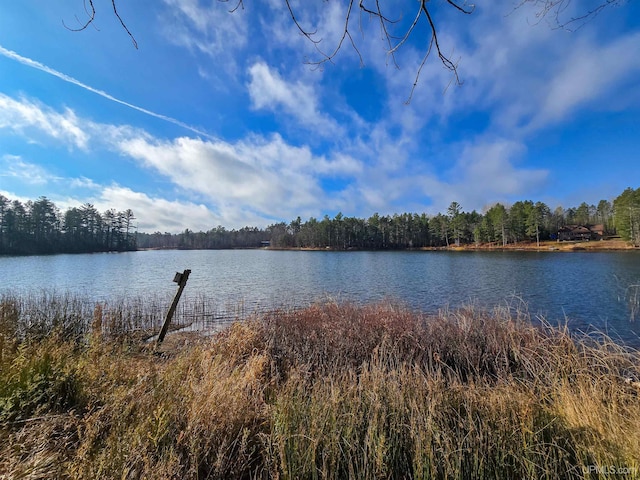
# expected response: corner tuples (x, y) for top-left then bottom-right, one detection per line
(455, 239), (636, 252)
(1, 295), (639, 479)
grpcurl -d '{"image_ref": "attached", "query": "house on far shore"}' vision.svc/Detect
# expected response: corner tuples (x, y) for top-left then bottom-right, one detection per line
(589, 224), (605, 239)
(557, 224), (604, 242)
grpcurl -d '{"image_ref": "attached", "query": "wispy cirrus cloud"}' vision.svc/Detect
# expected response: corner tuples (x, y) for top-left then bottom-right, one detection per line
(0, 93), (89, 149)
(0, 44), (213, 139)
(161, 0), (247, 56)
(247, 61), (340, 136)
(531, 32), (640, 129)
(432, 6), (640, 134)
(444, 138), (548, 208)
(160, 0), (248, 82)
(0, 154), (55, 185)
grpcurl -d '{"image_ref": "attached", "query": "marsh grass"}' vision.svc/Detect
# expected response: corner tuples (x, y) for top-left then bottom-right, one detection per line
(1, 294), (639, 479)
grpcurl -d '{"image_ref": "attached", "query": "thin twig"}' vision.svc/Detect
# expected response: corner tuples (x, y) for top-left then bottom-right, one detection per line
(64, 0), (137, 49)
(285, 0), (321, 45)
(62, 0), (96, 32)
(514, 0), (622, 31)
(111, 0), (138, 49)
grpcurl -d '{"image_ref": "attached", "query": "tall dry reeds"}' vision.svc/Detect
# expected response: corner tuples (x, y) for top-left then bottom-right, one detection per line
(1, 295), (639, 479)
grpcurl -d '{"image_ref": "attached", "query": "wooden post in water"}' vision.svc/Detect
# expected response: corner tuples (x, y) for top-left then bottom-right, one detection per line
(156, 269), (191, 346)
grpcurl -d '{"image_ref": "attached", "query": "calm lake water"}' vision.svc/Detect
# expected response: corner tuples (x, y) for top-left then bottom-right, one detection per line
(1, 249), (640, 346)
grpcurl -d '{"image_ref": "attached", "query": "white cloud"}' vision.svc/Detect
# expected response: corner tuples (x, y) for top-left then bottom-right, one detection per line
(116, 132), (361, 222)
(314, 152), (363, 176)
(162, 0), (247, 53)
(0, 155), (54, 185)
(3, 91), (541, 225)
(0, 189), (32, 205)
(355, 3), (640, 141)
(257, 1), (354, 62)
(95, 185), (221, 232)
(0, 94), (89, 149)
(440, 6), (640, 133)
(341, 136), (549, 217)
(160, 0), (248, 80)
(46, 184), (223, 233)
(0, 94), (364, 227)
(0, 45), (209, 138)
(532, 32), (640, 128)
(247, 61), (340, 136)
(445, 139), (549, 208)
(68, 177), (101, 190)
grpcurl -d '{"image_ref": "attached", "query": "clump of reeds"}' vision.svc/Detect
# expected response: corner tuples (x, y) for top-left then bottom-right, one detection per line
(1, 295), (639, 479)
(0, 291), (214, 343)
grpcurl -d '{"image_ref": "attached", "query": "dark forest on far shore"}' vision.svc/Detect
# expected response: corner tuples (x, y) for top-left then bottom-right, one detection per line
(1, 187), (638, 255)
(138, 187), (640, 251)
(0, 196), (136, 255)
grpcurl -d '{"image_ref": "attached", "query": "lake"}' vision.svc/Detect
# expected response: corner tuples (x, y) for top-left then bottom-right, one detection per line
(1, 249), (640, 347)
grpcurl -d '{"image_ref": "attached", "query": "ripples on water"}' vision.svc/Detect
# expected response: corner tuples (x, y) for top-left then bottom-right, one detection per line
(1, 249), (639, 346)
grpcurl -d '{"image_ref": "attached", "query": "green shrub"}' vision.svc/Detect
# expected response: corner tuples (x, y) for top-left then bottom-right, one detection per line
(0, 337), (82, 423)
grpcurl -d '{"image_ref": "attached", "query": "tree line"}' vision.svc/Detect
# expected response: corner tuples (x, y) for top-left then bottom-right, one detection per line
(137, 226), (266, 250)
(137, 187), (640, 250)
(3, 188), (637, 255)
(0, 195), (137, 255)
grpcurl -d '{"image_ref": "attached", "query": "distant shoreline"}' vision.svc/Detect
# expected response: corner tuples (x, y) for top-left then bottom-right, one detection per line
(437, 238), (638, 252)
(265, 238), (637, 252)
(136, 238), (638, 253)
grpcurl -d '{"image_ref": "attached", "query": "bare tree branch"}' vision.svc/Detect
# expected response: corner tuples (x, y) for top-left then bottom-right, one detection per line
(421, 1), (463, 82)
(445, 0), (476, 15)
(66, 0), (625, 98)
(110, 0), (137, 48)
(360, 0), (400, 68)
(406, 35), (435, 104)
(283, 0), (321, 48)
(280, 0), (472, 101)
(306, 0), (364, 67)
(516, 0), (626, 31)
(64, 0), (137, 49)
(62, 0), (96, 32)
(218, 0), (245, 14)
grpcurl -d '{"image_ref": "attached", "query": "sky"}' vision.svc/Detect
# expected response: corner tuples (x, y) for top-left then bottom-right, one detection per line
(0, 1), (639, 233)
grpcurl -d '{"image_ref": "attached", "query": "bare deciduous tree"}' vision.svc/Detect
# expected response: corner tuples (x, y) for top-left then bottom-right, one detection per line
(65, 0), (626, 99)
(275, 0), (475, 101)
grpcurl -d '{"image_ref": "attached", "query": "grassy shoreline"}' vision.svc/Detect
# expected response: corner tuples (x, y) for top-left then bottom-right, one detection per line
(261, 239), (638, 253)
(447, 239), (638, 252)
(1, 295), (640, 479)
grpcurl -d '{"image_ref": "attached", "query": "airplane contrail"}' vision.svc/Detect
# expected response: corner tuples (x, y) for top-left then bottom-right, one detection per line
(0, 44), (215, 140)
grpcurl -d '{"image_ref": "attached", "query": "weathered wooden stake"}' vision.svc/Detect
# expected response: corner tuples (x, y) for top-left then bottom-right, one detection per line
(156, 269), (191, 346)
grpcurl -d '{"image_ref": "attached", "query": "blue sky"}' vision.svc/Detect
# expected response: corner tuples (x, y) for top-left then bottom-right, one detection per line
(0, 1), (638, 233)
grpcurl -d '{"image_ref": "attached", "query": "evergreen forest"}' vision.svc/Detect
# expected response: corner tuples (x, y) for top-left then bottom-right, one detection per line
(0, 195), (136, 255)
(1, 187), (639, 255)
(138, 187), (640, 250)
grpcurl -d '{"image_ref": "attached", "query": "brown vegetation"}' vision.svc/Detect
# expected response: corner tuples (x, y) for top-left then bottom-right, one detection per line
(1, 296), (640, 479)
(448, 238), (636, 252)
